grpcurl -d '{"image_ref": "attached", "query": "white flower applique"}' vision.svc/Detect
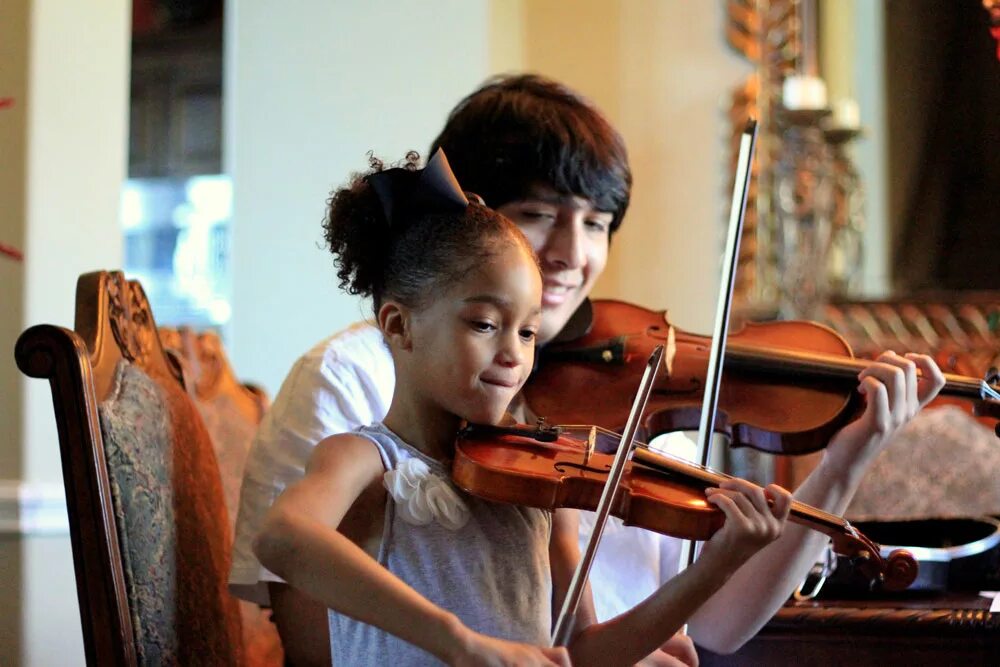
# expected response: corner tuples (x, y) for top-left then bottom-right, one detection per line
(383, 457), (470, 531)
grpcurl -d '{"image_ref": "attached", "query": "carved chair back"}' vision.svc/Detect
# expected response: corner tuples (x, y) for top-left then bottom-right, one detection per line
(15, 271), (244, 666)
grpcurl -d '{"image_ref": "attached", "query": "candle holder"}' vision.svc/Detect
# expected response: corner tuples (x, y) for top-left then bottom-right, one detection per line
(772, 77), (834, 321)
(824, 107), (865, 298)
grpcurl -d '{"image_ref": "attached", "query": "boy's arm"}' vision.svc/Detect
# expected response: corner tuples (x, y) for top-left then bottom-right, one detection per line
(686, 352), (946, 654)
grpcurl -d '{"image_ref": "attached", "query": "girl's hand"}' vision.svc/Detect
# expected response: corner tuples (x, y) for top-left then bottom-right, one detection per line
(823, 351), (945, 479)
(700, 479), (791, 570)
(450, 630), (571, 667)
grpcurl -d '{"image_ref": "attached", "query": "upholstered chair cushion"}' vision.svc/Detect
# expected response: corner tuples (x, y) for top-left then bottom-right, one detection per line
(197, 393), (284, 667)
(99, 361), (244, 665)
(847, 405), (1000, 521)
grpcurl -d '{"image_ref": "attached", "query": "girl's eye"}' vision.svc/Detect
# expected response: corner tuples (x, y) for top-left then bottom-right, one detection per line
(471, 321), (497, 333)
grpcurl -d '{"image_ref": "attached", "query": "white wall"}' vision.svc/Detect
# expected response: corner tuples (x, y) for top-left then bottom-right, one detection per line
(227, 1), (500, 393)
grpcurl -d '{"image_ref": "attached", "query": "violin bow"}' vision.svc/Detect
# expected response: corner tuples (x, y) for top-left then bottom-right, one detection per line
(551, 345), (665, 647)
(675, 120), (759, 590)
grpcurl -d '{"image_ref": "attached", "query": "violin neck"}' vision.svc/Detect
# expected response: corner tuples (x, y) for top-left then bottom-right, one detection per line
(632, 447), (850, 536)
(727, 344), (993, 401)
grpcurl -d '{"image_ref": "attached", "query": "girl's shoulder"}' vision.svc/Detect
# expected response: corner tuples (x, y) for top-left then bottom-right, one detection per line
(306, 431), (385, 484)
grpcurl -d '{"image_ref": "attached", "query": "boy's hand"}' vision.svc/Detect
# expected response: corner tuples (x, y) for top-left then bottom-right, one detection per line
(700, 479), (791, 570)
(823, 351), (945, 479)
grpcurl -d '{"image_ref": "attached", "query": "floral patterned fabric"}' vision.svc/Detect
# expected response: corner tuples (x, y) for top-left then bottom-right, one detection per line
(847, 405), (1000, 521)
(99, 361), (244, 665)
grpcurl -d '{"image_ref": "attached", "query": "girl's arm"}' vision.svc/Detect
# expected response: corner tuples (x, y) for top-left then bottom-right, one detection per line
(557, 480), (791, 666)
(254, 434), (569, 666)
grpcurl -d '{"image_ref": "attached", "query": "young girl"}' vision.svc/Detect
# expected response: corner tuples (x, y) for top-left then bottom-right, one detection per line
(253, 150), (793, 666)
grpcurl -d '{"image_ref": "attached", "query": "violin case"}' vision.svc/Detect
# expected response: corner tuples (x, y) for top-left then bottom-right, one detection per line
(822, 517), (1000, 595)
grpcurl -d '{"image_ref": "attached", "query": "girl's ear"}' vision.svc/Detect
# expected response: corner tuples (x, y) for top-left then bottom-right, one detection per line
(378, 300), (413, 351)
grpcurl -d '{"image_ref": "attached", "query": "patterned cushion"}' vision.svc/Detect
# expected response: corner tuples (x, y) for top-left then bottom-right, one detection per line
(847, 405), (1000, 521)
(99, 361), (244, 665)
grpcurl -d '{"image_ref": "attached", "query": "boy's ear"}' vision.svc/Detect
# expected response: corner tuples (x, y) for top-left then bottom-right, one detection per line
(378, 301), (412, 351)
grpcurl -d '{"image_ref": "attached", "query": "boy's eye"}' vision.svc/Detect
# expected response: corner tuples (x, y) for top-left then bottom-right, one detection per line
(519, 209), (556, 221)
(519, 329), (537, 342)
(585, 218), (611, 233)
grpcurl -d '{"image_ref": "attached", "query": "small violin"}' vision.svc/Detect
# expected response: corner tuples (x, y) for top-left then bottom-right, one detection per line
(453, 421), (918, 591)
(525, 299), (1000, 455)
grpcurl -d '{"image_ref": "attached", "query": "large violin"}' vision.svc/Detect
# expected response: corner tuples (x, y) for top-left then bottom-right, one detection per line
(525, 299), (1000, 455)
(453, 421), (918, 591)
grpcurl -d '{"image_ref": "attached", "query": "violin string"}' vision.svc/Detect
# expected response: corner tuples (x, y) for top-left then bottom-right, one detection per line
(730, 343), (994, 402)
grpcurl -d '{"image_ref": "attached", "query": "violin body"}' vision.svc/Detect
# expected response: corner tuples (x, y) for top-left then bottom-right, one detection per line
(525, 299), (1000, 455)
(453, 422), (919, 591)
(454, 424), (725, 541)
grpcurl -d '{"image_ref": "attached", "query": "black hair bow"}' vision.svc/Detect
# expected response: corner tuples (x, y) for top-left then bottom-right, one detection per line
(367, 149), (470, 227)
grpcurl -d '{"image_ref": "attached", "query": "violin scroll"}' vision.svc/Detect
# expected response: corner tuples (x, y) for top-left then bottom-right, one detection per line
(882, 549), (919, 592)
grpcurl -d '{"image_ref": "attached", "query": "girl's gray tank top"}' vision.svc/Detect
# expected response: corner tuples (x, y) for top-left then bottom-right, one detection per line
(328, 423), (553, 665)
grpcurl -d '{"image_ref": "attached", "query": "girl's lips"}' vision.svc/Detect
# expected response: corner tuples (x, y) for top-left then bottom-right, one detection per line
(481, 377), (517, 388)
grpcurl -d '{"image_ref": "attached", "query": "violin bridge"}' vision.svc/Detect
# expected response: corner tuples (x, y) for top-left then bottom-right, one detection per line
(664, 324), (676, 378)
(584, 426), (597, 466)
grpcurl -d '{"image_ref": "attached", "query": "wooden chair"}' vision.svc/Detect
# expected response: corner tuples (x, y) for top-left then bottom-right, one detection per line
(15, 271), (244, 666)
(159, 326), (283, 666)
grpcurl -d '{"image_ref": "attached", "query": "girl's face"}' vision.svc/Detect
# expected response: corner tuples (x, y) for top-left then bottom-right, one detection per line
(407, 240), (542, 425)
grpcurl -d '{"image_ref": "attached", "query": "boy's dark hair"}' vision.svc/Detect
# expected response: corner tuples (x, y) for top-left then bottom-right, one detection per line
(323, 152), (535, 315)
(429, 73), (632, 234)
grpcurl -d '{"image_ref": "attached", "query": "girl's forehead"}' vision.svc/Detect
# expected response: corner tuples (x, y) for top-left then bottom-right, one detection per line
(446, 244), (541, 305)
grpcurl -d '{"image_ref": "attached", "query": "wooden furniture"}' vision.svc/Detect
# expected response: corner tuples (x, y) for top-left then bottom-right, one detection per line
(15, 271), (244, 666)
(700, 593), (1000, 665)
(159, 325), (283, 667)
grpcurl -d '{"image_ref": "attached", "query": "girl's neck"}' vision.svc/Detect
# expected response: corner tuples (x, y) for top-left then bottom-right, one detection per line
(381, 395), (462, 463)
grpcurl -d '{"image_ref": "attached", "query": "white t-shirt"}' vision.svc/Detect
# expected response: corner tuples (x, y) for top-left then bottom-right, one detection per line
(228, 321), (686, 620)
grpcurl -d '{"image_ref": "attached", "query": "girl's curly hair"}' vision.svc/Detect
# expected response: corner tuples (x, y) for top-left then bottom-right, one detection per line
(322, 152), (536, 316)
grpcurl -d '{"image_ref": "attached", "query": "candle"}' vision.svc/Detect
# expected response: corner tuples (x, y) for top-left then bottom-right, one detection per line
(830, 98), (861, 130)
(782, 75), (828, 111)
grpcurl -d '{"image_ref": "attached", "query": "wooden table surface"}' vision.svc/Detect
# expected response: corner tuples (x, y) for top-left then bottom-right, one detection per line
(698, 593), (1000, 665)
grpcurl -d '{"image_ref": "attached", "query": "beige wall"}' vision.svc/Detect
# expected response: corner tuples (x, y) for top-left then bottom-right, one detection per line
(1, 0), (130, 664)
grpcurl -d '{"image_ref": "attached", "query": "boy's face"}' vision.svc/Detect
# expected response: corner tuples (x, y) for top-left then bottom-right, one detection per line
(497, 184), (613, 345)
